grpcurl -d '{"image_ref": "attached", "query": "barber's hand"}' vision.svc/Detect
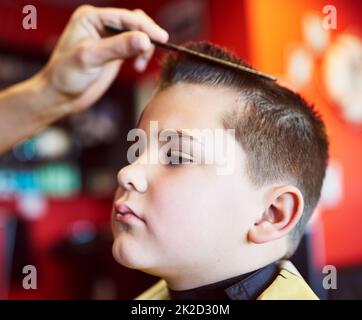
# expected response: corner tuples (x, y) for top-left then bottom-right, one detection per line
(39, 5), (168, 113)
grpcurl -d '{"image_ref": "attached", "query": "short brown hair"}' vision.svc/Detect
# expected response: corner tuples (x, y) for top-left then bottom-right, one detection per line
(157, 41), (329, 257)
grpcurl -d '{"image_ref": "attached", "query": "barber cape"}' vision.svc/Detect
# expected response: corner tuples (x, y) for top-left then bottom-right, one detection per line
(135, 260), (319, 300)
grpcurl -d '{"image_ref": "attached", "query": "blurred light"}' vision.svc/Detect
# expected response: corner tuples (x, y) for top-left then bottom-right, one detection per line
(16, 191), (47, 220)
(86, 169), (116, 197)
(286, 46), (314, 88)
(323, 34), (362, 124)
(12, 139), (36, 162)
(36, 163), (81, 197)
(320, 161), (343, 209)
(69, 220), (96, 245)
(303, 13), (330, 54)
(35, 127), (71, 159)
(0, 169), (16, 198)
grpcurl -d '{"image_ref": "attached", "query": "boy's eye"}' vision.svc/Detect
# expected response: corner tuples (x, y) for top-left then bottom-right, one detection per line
(166, 151), (194, 166)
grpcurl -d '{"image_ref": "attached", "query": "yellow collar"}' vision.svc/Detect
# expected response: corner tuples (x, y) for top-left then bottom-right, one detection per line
(135, 260), (319, 300)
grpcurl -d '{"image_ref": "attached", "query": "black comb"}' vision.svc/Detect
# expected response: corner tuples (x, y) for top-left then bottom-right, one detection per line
(104, 24), (277, 81)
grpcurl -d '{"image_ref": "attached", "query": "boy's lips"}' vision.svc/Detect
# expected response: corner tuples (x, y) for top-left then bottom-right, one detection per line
(114, 202), (145, 223)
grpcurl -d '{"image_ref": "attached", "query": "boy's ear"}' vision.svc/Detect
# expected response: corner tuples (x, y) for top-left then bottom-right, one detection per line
(248, 186), (304, 244)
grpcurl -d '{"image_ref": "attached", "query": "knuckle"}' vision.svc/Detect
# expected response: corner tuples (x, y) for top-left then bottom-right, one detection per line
(74, 5), (94, 18)
(134, 8), (145, 15)
(75, 41), (91, 68)
(79, 4), (94, 13)
(134, 8), (155, 23)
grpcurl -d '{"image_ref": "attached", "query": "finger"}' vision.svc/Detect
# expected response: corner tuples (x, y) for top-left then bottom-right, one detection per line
(133, 44), (155, 72)
(75, 31), (152, 68)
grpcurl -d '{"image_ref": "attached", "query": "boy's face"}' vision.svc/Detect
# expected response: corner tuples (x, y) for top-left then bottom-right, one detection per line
(112, 83), (265, 284)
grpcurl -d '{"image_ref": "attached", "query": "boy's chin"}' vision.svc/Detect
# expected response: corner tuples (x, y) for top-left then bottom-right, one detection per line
(112, 236), (138, 269)
(112, 236), (151, 271)
(111, 237), (168, 279)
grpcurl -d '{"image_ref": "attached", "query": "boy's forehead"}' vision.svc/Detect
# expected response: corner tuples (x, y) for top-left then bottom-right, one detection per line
(139, 83), (240, 130)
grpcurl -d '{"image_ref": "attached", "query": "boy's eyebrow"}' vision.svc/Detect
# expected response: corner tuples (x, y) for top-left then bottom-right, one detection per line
(158, 129), (205, 146)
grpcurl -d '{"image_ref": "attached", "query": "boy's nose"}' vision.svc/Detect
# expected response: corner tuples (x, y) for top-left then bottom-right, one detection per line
(117, 162), (148, 193)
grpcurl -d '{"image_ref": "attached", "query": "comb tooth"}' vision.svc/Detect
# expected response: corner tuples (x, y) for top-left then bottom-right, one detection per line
(104, 24), (277, 81)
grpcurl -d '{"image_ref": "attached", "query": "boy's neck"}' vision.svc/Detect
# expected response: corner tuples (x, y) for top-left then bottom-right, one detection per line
(168, 262), (279, 300)
(164, 259), (278, 291)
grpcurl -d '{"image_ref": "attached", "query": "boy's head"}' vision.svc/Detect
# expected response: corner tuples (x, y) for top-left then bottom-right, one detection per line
(111, 42), (329, 290)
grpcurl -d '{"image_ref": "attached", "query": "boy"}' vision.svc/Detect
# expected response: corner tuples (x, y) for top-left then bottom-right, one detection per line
(111, 42), (329, 300)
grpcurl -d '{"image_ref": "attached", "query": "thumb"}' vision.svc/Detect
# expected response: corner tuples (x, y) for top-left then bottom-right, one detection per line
(76, 31), (152, 68)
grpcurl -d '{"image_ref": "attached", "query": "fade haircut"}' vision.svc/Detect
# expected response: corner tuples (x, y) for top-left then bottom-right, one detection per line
(156, 41), (329, 257)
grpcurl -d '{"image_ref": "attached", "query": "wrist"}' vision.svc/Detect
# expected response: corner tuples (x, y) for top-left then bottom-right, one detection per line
(30, 68), (74, 120)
